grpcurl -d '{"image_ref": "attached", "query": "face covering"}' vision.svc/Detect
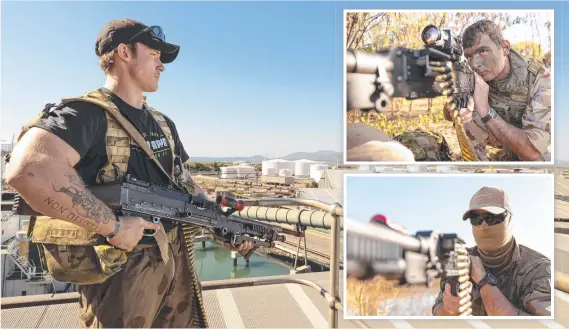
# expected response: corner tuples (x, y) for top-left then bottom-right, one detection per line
(472, 215), (515, 268)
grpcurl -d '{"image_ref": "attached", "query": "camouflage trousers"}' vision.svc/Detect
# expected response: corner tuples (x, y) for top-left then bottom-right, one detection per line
(394, 128), (519, 162)
(393, 128), (453, 161)
(78, 228), (197, 328)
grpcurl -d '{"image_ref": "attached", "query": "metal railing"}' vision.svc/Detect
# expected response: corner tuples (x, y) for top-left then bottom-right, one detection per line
(236, 198), (345, 328)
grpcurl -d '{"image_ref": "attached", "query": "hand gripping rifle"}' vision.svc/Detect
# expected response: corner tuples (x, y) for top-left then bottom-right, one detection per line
(346, 25), (483, 162)
(3, 174), (287, 248)
(346, 219), (473, 316)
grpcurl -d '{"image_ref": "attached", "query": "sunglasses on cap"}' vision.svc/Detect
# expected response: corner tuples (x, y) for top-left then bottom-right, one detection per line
(468, 211), (509, 226)
(128, 25), (166, 43)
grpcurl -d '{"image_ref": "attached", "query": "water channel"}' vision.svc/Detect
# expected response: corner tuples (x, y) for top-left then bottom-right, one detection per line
(193, 240), (291, 281)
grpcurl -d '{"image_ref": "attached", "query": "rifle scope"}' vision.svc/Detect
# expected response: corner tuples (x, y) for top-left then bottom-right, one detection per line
(421, 25), (464, 61)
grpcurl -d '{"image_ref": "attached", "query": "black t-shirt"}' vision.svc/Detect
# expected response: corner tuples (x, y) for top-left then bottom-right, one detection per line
(32, 88), (189, 244)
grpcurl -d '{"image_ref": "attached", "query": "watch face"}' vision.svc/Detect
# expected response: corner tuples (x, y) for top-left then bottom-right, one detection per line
(487, 273), (498, 285)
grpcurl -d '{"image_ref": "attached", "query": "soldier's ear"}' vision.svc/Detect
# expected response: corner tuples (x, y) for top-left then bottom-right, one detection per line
(502, 40), (510, 56)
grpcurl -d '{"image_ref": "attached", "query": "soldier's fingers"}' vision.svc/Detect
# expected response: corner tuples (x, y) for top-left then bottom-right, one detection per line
(141, 220), (161, 231)
(459, 108), (471, 116)
(467, 96), (474, 110)
(224, 242), (237, 251)
(459, 109), (472, 123)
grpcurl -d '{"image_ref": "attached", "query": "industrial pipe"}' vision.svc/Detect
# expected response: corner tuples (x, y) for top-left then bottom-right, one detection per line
(237, 206), (340, 230)
(240, 198), (343, 217)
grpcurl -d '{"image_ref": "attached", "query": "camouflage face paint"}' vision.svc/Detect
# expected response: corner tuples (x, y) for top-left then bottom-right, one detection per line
(464, 34), (507, 81)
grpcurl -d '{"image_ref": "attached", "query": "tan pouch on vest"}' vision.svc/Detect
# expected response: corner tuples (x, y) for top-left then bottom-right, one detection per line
(31, 216), (128, 285)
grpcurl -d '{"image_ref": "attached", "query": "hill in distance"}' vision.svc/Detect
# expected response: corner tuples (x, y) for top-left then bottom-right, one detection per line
(556, 159), (569, 168)
(190, 150), (342, 165)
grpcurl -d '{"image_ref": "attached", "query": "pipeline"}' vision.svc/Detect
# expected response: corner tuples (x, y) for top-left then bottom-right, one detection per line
(238, 206), (340, 230)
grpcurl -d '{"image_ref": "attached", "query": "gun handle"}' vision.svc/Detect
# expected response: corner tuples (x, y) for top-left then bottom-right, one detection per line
(449, 277), (460, 296)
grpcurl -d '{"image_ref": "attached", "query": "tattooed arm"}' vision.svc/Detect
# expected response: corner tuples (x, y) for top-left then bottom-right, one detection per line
(5, 127), (117, 235)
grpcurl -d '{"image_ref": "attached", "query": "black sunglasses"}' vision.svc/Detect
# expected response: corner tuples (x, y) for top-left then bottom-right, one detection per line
(128, 25), (166, 43)
(468, 211), (509, 226)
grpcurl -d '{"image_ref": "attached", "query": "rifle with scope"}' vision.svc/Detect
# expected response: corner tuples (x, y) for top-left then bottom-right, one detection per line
(346, 25), (484, 162)
(345, 218), (473, 316)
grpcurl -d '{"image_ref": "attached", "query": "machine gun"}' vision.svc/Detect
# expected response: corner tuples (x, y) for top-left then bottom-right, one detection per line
(3, 174), (287, 248)
(346, 218), (473, 316)
(346, 25), (482, 162)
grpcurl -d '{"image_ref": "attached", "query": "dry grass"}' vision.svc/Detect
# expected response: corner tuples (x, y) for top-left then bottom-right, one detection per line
(346, 275), (441, 316)
(346, 97), (508, 161)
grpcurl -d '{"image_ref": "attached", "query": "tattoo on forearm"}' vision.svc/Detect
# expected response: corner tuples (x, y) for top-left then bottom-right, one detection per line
(45, 170), (115, 226)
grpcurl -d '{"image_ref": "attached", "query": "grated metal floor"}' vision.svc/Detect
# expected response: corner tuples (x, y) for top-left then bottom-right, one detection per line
(2, 271), (569, 328)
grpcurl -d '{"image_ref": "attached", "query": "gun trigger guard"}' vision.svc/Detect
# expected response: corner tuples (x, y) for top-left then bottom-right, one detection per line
(143, 229), (157, 237)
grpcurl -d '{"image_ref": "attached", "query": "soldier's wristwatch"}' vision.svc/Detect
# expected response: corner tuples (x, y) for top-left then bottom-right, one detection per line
(476, 272), (498, 290)
(481, 107), (497, 124)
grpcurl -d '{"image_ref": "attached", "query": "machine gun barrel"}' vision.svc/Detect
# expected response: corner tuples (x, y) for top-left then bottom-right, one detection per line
(346, 49), (394, 74)
(346, 218), (425, 253)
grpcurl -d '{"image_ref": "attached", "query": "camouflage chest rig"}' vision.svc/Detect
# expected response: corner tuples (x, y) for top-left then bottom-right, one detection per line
(21, 88), (208, 328)
(486, 57), (544, 130)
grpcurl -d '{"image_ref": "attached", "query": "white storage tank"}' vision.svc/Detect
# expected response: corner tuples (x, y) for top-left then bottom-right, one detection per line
(278, 168), (293, 177)
(309, 164), (328, 182)
(266, 167), (277, 176)
(262, 159), (295, 176)
(220, 166), (238, 179)
(294, 159), (316, 177)
(309, 164), (328, 178)
(310, 169), (326, 182)
(236, 164), (256, 179)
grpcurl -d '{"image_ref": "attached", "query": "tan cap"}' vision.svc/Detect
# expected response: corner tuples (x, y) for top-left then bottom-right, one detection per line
(462, 186), (512, 221)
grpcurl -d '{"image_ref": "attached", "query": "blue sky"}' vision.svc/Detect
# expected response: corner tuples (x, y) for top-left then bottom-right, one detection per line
(1, 1), (567, 159)
(345, 174), (555, 259)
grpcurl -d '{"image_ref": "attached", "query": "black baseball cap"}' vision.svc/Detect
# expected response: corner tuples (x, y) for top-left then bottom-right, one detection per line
(95, 18), (180, 64)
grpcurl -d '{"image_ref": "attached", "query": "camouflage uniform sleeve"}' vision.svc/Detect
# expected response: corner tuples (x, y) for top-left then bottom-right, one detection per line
(517, 260), (552, 316)
(521, 68), (552, 160)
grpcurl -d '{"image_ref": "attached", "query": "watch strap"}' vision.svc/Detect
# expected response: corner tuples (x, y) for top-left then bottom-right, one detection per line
(476, 276), (489, 290)
(481, 107), (496, 124)
(476, 273), (497, 290)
